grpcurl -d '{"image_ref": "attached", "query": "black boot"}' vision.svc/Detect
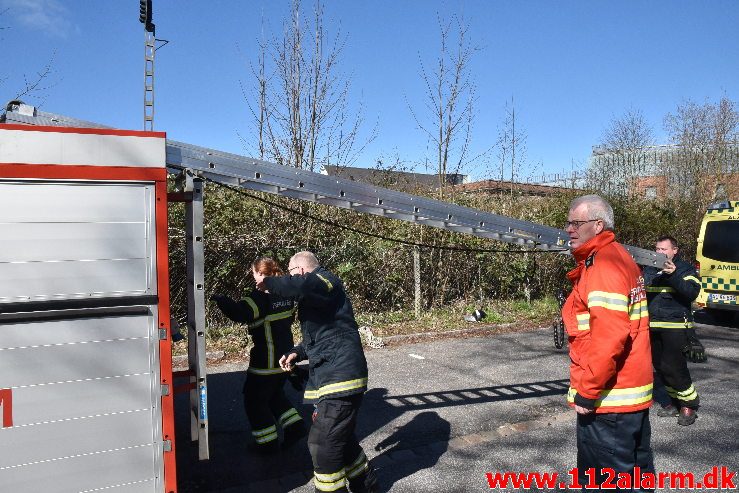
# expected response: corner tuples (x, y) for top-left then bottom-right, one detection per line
(348, 465), (379, 493)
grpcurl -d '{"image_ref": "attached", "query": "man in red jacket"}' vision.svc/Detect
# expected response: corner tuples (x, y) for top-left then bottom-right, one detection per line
(562, 195), (655, 491)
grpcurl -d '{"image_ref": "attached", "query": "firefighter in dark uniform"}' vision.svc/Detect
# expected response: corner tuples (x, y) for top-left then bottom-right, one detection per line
(212, 257), (307, 453)
(643, 236), (702, 426)
(259, 251), (378, 493)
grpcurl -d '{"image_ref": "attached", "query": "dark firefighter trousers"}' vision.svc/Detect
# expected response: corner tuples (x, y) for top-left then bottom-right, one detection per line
(243, 372), (304, 449)
(308, 394), (376, 493)
(577, 410), (654, 492)
(650, 331), (700, 409)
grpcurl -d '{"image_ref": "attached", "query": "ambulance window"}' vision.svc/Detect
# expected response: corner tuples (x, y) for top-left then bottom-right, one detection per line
(703, 220), (739, 263)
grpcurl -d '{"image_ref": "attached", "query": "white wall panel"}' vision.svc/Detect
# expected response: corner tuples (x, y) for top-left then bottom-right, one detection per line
(0, 181), (156, 303)
(0, 313), (162, 492)
(0, 128), (165, 168)
(0, 442), (157, 493)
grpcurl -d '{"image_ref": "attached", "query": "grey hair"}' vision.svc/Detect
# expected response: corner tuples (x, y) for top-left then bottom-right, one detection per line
(291, 251), (320, 270)
(569, 194), (614, 231)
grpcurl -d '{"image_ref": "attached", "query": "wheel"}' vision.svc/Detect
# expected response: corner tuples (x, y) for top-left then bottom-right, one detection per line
(553, 318), (566, 349)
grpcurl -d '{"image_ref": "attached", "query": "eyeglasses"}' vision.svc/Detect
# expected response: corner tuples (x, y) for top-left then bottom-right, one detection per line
(288, 266), (301, 273)
(564, 219), (598, 230)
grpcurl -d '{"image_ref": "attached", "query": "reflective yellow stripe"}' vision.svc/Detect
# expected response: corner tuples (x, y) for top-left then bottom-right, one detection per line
(263, 308), (295, 368)
(587, 291), (629, 312)
(252, 424), (278, 444)
(304, 378), (368, 400)
(315, 470), (346, 482)
(346, 451), (369, 479)
(629, 300), (649, 320)
(247, 367), (284, 375)
(316, 273), (334, 292)
(254, 432), (278, 444)
(314, 470), (347, 491)
(278, 408), (301, 426)
(576, 312), (590, 331)
(281, 413), (303, 427)
(666, 384), (698, 402)
(568, 383), (653, 408)
(683, 275), (701, 285)
(265, 307), (296, 322)
(244, 297), (260, 319)
(265, 320), (274, 368)
(252, 424), (277, 437)
(646, 286), (675, 293)
(650, 321), (693, 329)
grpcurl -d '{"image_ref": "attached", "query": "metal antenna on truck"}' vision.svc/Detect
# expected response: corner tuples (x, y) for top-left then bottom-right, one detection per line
(140, 0), (155, 131)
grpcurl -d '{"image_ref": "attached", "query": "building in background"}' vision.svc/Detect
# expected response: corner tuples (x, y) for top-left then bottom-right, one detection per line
(588, 143), (739, 201)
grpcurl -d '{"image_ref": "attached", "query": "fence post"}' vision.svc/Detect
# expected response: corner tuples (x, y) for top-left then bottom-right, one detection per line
(414, 245), (421, 318)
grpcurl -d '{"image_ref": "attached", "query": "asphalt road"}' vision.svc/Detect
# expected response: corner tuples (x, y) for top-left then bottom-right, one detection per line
(174, 313), (739, 492)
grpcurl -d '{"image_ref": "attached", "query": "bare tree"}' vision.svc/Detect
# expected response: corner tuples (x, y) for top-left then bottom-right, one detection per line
(241, 0), (372, 171)
(0, 8), (57, 105)
(409, 13), (477, 198)
(652, 97), (739, 244)
(663, 97), (739, 202)
(494, 97), (528, 190)
(587, 108), (654, 196)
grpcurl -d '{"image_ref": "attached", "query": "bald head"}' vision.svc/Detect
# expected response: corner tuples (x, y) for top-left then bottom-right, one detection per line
(288, 251), (320, 274)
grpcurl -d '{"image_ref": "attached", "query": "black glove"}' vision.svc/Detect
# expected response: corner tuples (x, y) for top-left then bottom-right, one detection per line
(682, 329), (707, 363)
(210, 294), (229, 310)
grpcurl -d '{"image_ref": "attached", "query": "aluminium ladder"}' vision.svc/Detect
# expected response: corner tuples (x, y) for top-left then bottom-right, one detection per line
(164, 139), (666, 267)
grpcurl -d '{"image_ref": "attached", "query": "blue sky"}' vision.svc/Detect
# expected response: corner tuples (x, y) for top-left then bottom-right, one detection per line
(1, 0), (737, 181)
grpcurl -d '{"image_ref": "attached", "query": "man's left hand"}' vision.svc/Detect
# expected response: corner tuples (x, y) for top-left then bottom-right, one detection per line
(573, 393), (596, 414)
(575, 405), (594, 415)
(661, 260), (676, 275)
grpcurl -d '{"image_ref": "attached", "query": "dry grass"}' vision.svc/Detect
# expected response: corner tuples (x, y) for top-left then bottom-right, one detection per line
(172, 297), (559, 358)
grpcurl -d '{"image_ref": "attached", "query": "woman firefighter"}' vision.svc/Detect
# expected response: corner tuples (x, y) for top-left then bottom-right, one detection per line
(212, 257), (307, 454)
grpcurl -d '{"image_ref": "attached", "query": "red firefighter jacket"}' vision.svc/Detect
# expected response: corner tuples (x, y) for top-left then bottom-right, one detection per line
(562, 230), (653, 413)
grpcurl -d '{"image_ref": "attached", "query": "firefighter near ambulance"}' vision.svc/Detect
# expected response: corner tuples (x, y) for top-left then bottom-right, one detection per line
(643, 236), (704, 426)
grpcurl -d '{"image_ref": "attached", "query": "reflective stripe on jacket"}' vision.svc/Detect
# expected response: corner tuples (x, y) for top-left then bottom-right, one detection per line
(642, 257), (701, 330)
(214, 290), (296, 373)
(562, 231), (653, 413)
(264, 267), (368, 403)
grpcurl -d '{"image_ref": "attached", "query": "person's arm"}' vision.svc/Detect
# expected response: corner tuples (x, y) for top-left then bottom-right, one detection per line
(666, 262), (701, 303)
(211, 290), (268, 324)
(279, 341), (308, 370)
(574, 257), (633, 412)
(263, 274), (309, 300)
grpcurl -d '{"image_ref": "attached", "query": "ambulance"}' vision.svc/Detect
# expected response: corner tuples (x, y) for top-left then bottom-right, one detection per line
(695, 200), (739, 323)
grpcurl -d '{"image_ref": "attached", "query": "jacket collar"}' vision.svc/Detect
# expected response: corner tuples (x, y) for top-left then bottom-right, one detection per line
(572, 230), (615, 262)
(567, 230), (616, 282)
